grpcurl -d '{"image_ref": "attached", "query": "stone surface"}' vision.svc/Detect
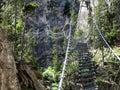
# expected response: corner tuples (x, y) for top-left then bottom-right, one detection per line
(26, 0), (80, 67)
(0, 29), (46, 90)
(17, 64), (46, 90)
(0, 29), (21, 90)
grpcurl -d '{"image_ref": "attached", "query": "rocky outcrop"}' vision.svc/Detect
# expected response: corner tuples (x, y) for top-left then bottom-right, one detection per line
(0, 29), (46, 90)
(26, 0), (80, 67)
(0, 29), (21, 90)
(17, 64), (46, 90)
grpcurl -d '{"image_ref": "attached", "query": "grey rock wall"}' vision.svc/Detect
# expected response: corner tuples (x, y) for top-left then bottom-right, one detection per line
(26, 0), (80, 67)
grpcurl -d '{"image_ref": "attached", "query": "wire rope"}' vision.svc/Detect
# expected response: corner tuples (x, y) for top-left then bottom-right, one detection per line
(93, 3), (120, 89)
(58, 19), (72, 90)
(93, 20), (120, 61)
(90, 1), (120, 89)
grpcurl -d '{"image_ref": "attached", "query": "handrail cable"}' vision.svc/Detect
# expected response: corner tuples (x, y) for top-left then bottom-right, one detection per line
(58, 19), (72, 90)
(93, 20), (120, 61)
(93, 11), (120, 90)
(92, 0), (120, 61)
(58, 1), (88, 89)
(28, 2), (78, 37)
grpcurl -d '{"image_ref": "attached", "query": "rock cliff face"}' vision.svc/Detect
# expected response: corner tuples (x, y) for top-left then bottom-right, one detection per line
(76, 0), (98, 43)
(0, 29), (21, 90)
(26, 0), (79, 67)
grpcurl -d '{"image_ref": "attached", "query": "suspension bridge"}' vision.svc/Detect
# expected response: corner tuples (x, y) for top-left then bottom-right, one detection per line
(57, 19), (120, 90)
(56, 0), (120, 90)
(24, 0), (120, 90)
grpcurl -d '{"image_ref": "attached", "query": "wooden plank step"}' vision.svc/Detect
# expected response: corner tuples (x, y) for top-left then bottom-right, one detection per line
(79, 72), (96, 78)
(79, 76), (96, 81)
(79, 62), (93, 66)
(79, 69), (95, 74)
(84, 86), (98, 90)
(79, 63), (93, 67)
(79, 77), (96, 83)
(79, 57), (91, 61)
(82, 81), (96, 87)
(79, 66), (94, 70)
(79, 60), (92, 64)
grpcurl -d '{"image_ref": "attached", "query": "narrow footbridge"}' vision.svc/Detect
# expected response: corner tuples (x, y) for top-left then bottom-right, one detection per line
(77, 43), (97, 90)
(58, 21), (120, 90)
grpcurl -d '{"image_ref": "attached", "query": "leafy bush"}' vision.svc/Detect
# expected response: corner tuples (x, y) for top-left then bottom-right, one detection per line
(43, 66), (60, 82)
(51, 83), (59, 90)
(75, 29), (83, 37)
(71, 11), (78, 26)
(94, 0), (120, 45)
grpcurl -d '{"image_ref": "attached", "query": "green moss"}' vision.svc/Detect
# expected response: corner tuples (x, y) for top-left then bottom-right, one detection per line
(24, 2), (39, 12)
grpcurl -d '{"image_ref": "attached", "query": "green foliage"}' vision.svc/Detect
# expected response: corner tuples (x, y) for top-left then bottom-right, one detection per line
(52, 25), (64, 75)
(0, 2), (14, 30)
(43, 66), (60, 82)
(66, 51), (79, 74)
(42, 26), (63, 89)
(93, 47), (120, 85)
(75, 29), (83, 37)
(23, 35), (36, 63)
(63, 51), (79, 89)
(52, 27), (61, 71)
(0, 0), (38, 68)
(111, 0), (120, 15)
(63, 37), (67, 50)
(52, 45), (60, 72)
(105, 28), (117, 44)
(94, 0), (120, 45)
(24, 2), (39, 13)
(51, 83), (59, 90)
(16, 18), (24, 33)
(96, 77), (102, 82)
(71, 11), (78, 27)
(53, 27), (59, 33)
